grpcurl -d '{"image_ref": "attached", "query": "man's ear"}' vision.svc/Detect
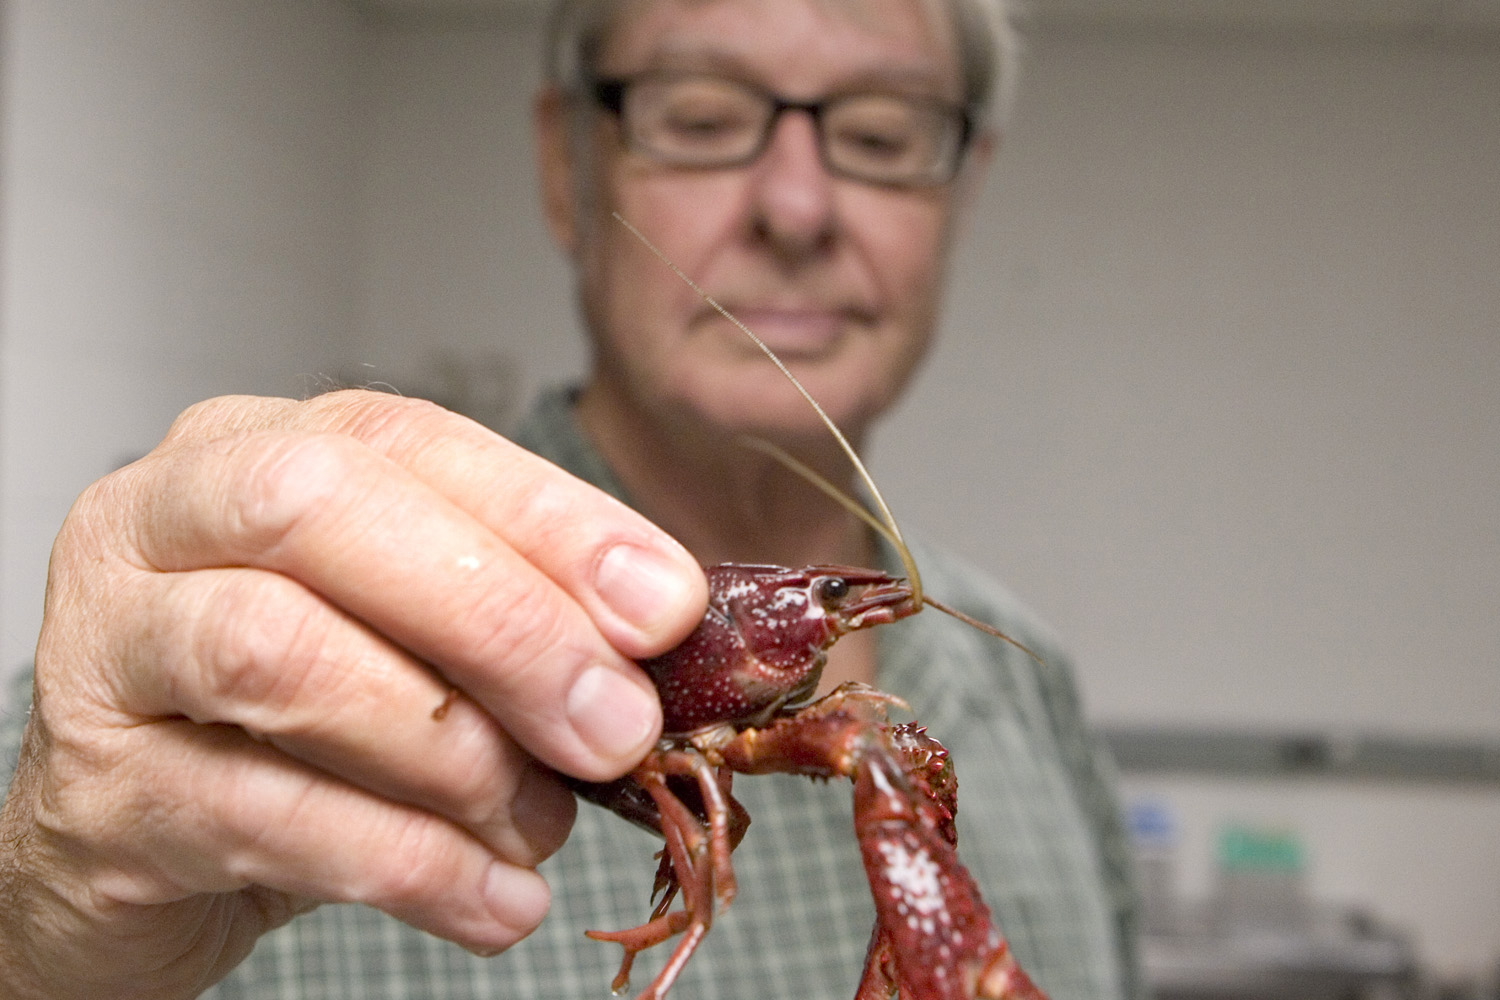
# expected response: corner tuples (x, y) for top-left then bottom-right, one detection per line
(534, 85), (580, 254)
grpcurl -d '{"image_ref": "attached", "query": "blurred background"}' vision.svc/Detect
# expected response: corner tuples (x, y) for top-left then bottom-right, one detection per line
(2, 0), (1497, 995)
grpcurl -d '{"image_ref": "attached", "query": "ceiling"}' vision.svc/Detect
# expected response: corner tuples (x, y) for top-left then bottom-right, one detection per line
(359, 0), (1500, 34)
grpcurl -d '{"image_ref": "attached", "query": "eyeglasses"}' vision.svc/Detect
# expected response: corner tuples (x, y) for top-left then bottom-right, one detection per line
(590, 73), (974, 188)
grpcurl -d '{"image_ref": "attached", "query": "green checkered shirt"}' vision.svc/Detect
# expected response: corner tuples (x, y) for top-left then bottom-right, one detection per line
(1, 388), (1140, 1000)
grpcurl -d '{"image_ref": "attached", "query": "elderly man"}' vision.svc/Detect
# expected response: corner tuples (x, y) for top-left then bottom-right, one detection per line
(0, 0), (1139, 998)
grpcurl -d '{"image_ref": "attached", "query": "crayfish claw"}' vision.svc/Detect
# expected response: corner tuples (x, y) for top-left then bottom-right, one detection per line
(854, 738), (1051, 1000)
(974, 945), (1048, 1000)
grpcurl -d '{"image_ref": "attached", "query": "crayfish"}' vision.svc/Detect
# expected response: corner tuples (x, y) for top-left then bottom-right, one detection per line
(569, 219), (1050, 1000)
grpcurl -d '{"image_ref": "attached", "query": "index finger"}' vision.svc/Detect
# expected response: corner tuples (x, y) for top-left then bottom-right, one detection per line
(137, 391), (708, 780)
(166, 392), (708, 658)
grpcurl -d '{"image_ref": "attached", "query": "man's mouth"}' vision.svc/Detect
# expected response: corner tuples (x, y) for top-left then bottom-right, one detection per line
(708, 304), (863, 358)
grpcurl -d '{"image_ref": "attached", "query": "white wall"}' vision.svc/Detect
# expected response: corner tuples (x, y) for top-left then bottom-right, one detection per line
(3, 1), (1497, 986)
(910, 31), (1500, 741)
(0, 0), (364, 677)
(354, 14), (584, 422)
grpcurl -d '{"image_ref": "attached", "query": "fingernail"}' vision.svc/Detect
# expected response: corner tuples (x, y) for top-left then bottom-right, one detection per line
(566, 663), (659, 763)
(481, 862), (550, 944)
(594, 542), (700, 639)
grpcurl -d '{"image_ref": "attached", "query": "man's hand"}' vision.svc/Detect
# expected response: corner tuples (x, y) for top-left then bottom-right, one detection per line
(0, 391), (708, 1000)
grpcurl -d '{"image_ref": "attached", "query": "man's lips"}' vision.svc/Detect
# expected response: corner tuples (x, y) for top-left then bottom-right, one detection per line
(704, 302), (873, 357)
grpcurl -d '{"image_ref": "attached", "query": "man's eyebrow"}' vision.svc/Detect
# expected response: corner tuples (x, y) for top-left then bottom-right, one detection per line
(614, 48), (958, 98)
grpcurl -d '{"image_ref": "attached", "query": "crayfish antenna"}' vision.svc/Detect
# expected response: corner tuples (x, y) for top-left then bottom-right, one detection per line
(611, 212), (924, 608)
(922, 595), (1045, 667)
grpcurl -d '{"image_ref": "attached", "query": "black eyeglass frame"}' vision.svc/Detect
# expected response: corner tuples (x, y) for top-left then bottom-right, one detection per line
(589, 73), (977, 188)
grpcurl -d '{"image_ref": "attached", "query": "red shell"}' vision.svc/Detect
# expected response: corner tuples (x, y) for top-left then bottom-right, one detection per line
(639, 564), (914, 733)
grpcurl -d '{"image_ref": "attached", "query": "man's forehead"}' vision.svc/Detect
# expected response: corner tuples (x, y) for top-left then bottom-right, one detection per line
(598, 0), (962, 94)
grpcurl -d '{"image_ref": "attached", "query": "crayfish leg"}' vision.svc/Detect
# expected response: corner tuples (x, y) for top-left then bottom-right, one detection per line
(586, 782), (706, 998)
(650, 748), (739, 912)
(585, 749), (743, 1000)
(586, 909), (693, 994)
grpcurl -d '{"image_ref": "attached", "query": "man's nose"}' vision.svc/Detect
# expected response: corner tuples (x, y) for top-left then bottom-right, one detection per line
(745, 110), (837, 256)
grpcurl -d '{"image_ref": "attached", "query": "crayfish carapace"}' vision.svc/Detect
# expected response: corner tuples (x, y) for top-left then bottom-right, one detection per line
(567, 217), (1050, 1000)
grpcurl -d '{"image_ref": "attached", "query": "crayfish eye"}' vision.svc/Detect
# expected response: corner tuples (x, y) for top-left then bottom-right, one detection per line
(815, 576), (851, 606)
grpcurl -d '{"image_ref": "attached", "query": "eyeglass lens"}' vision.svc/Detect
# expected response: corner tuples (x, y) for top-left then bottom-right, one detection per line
(611, 75), (966, 186)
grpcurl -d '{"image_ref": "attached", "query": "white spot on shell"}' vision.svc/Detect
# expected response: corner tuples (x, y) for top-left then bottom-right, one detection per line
(877, 841), (944, 916)
(771, 590), (807, 611)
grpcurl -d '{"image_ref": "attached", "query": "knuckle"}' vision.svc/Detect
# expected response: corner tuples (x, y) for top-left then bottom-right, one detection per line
(193, 574), (331, 720)
(214, 755), (319, 867)
(221, 432), (367, 555)
(161, 395), (272, 443)
(307, 390), (457, 448)
(53, 462), (154, 569)
(47, 483), (119, 581)
(506, 472), (625, 559)
(354, 812), (455, 908)
(444, 734), (534, 839)
(460, 579), (584, 694)
(436, 730), (516, 831)
(307, 386), (441, 416)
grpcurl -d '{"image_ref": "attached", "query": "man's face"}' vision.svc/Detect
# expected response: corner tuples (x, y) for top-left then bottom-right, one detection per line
(542, 0), (982, 443)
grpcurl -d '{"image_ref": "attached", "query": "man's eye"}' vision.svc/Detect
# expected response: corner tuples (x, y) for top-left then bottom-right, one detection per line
(831, 109), (922, 160)
(659, 103), (751, 140)
(841, 127), (913, 158)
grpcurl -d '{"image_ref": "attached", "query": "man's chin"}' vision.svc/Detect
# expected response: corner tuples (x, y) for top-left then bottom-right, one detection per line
(691, 382), (875, 444)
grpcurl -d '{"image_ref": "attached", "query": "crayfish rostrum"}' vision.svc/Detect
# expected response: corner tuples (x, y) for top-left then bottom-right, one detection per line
(568, 219), (1050, 1000)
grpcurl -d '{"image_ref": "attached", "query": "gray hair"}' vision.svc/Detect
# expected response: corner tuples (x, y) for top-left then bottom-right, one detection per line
(543, 0), (1021, 128)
